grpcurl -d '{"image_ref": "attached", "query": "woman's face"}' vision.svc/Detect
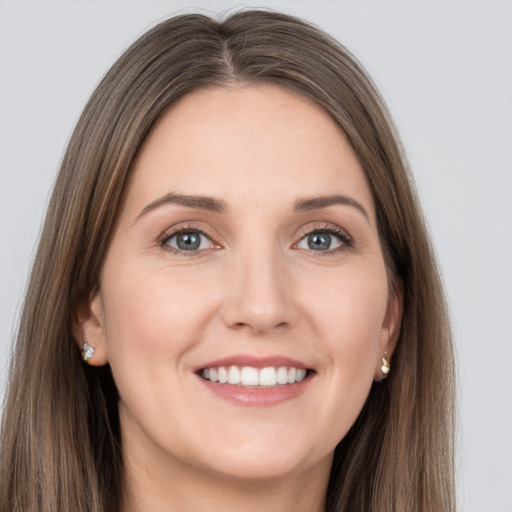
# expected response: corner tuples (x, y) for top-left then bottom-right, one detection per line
(80, 84), (401, 484)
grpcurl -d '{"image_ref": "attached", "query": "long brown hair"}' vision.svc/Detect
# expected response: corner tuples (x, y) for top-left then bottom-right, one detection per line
(0, 10), (455, 511)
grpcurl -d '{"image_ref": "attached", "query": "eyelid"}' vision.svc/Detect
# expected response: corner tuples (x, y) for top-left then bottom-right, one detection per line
(293, 223), (353, 252)
(156, 221), (353, 255)
(157, 223), (221, 254)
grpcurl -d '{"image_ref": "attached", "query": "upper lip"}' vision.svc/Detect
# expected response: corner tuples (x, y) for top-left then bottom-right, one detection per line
(194, 354), (311, 372)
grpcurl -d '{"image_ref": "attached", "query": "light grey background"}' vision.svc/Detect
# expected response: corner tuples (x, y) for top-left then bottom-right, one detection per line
(1, 1), (511, 510)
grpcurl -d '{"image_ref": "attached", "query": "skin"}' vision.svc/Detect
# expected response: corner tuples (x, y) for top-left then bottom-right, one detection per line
(76, 83), (402, 512)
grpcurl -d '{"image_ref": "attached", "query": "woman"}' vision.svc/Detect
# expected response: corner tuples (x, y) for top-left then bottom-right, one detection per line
(0, 10), (455, 512)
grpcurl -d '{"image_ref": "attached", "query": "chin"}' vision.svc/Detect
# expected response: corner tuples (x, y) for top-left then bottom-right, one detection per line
(203, 455), (311, 482)
(191, 434), (330, 483)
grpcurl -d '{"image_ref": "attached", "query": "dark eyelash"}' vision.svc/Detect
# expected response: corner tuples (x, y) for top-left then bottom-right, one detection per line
(157, 224), (215, 253)
(301, 224), (354, 250)
(157, 223), (353, 255)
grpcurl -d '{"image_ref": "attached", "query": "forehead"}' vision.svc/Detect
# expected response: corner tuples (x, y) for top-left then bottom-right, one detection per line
(126, 83), (375, 219)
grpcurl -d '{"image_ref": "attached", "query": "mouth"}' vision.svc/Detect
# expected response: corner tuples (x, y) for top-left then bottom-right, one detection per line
(194, 355), (315, 406)
(198, 365), (311, 387)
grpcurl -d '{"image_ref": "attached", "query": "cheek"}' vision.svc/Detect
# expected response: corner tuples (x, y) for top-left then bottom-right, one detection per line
(282, 264), (389, 451)
(309, 264), (388, 339)
(304, 264), (389, 382)
(99, 262), (217, 377)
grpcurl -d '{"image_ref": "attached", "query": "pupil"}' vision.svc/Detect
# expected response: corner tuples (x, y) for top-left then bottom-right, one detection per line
(308, 233), (331, 250)
(177, 232), (200, 250)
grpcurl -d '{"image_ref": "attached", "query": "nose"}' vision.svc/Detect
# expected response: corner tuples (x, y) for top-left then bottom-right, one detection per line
(221, 248), (297, 335)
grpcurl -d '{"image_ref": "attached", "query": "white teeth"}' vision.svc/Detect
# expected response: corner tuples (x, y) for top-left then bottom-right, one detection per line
(296, 368), (307, 382)
(218, 367), (228, 384)
(201, 365), (309, 387)
(276, 367), (288, 384)
(259, 367), (277, 386)
(228, 365), (241, 385)
(240, 367), (259, 386)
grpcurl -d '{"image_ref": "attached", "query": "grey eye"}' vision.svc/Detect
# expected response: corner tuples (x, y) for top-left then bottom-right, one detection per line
(297, 232), (343, 251)
(308, 233), (330, 250)
(166, 231), (212, 251)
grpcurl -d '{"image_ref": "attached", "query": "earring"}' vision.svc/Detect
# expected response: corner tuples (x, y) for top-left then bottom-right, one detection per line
(376, 352), (390, 382)
(381, 356), (390, 376)
(81, 342), (95, 362)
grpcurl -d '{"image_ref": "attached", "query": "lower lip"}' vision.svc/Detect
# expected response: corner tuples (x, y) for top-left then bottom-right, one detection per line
(197, 375), (312, 407)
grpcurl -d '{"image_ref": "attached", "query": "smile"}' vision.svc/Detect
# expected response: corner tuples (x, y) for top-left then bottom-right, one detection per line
(200, 366), (308, 387)
(195, 355), (314, 406)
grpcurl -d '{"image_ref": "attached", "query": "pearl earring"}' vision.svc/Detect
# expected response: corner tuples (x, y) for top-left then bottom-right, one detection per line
(375, 352), (390, 382)
(380, 355), (390, 376)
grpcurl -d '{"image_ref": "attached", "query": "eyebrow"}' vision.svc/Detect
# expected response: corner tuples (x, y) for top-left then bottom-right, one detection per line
(137, 192), (227, 220)
(136, 192), (369, 222)
(293, 195), (370, 221)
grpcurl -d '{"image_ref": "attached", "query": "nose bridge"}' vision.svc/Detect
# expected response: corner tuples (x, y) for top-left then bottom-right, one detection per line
(222, 239), (294, 333)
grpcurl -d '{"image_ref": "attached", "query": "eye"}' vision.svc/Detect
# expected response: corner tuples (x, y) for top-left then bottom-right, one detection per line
(296, 227), (351, 252)
(163, 229), (215, 252)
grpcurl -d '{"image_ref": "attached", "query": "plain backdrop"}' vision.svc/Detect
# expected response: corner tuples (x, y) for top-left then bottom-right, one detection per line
(1, 1), (511, 510)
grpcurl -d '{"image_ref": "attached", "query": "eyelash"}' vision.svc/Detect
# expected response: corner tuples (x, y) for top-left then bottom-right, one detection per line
(157, 223), (353, 256)
(296, 224), (353, 254)
(158, 224), (219, 255)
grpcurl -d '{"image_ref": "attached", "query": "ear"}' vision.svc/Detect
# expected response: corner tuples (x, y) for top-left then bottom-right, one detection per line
(374, 280), (403, 380)
(72, 291), (109, 366)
